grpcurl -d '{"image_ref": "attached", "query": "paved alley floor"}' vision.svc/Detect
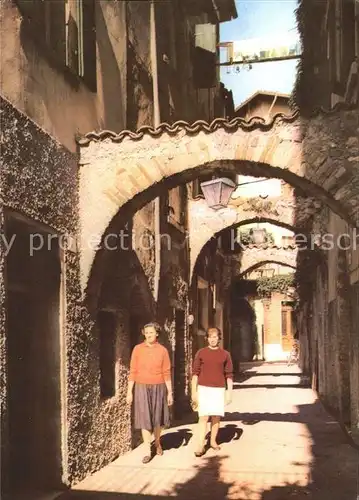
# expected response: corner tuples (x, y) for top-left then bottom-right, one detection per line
(58, 363), (359, 500)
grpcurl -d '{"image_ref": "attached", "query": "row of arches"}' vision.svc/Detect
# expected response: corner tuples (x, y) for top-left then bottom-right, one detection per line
(79, 111), (359, 295)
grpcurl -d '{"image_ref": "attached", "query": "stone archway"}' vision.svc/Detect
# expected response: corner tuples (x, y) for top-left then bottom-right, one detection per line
(79, 110), (359, 292)
(188, 197), (301, 278)
(239, 259), (296, 278)
(238, 247), (297, 277)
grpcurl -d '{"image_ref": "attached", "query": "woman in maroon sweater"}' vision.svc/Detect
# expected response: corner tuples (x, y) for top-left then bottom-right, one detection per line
(191, 327), (233, 456)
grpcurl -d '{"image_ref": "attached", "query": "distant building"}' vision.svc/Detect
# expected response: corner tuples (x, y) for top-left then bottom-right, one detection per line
(234, 90), (291, 120)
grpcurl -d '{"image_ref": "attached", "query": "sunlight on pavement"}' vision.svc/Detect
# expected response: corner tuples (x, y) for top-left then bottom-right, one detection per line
(61, 364), (358, 500)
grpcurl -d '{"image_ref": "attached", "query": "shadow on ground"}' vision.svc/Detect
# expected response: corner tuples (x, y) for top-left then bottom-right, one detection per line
(160, 428), (192, 450)
(56, 397), (358, 500)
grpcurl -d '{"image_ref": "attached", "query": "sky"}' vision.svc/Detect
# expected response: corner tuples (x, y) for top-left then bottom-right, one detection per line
(220, 0), (299, 107)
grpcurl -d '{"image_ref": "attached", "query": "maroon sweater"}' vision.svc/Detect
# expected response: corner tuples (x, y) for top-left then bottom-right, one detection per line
(192, 347), (233, 388)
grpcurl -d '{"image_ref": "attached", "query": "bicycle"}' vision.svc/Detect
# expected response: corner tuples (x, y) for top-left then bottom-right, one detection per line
(287, 340), (300, 366)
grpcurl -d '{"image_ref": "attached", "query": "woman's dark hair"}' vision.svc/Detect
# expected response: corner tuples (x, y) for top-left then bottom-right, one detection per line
(205, 327), (222, 340)
(142, 322), (161, 336)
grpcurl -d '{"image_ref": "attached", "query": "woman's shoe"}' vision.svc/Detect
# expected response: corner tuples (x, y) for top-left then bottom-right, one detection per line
(156, 445), (163, 456)
(194, 448), (206, 457)
(210, 444), (221, 451)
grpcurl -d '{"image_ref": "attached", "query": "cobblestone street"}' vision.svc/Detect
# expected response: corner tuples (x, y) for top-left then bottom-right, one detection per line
(56, 363), (359, 500)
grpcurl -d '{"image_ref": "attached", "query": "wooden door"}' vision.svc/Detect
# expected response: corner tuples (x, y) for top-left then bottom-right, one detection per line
(281, 303), (294, 352)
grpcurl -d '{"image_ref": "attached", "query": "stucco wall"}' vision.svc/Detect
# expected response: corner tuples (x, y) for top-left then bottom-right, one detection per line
(0, 0), (127, 153)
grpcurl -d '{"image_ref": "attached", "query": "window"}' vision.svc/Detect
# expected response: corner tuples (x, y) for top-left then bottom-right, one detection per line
(66, 0), (96, 89)
(328, 0), (356, 97)
(16, 0), (67, 62)
(16, 0), (96, 89)
(98, 311), (116, 398)
(192, 23), (217, 88)
(167, 185), (186, 230)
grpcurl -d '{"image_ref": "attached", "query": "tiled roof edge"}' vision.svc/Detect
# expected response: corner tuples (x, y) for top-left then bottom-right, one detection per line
(77, 101), (356, 146)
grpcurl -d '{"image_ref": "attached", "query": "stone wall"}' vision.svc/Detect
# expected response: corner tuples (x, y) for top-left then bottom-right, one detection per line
(297, 208), (359, 437)
(0, 97), (151, 487)
(0, 97), (80, 485)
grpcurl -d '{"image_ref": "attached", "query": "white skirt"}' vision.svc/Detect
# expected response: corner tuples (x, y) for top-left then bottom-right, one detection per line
(197, 385), (226, 417)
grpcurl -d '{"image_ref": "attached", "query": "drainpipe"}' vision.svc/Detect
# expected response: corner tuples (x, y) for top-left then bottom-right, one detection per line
(150, 0), (161, 303)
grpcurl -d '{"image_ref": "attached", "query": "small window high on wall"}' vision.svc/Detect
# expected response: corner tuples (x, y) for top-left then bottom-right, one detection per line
(15, 0), (96, 90)
(98, 310), (116, 398)
(66, 0), (97, 90)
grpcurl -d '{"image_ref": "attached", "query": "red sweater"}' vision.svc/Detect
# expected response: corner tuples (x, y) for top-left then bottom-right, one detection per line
(129, 342), (171, 384)
(192, 347), (233, 388)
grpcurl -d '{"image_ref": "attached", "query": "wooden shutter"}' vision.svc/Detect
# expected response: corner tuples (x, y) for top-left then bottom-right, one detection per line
(341, 0), (356, 87)
(47, 0), (66, 63)
(16, 0), (45, 32)
(82, 0), (96, 90)
(66, 0), (80, 74)
(193, 23), (217, 88)
(15, 0), (36, 20)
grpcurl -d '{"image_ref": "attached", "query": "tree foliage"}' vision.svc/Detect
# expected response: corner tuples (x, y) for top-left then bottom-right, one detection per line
(256, 273), (295, 297)
(238, 227), (275, 246)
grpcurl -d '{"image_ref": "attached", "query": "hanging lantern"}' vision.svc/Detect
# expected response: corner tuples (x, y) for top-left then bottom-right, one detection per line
(200, 177), (236, 210)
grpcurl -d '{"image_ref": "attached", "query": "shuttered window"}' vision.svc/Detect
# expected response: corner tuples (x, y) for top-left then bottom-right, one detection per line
(15, 0), (96, 90)
(192, 23), (217, 88)
(66, 0), (96, 89)
(16, 0), (66, 63)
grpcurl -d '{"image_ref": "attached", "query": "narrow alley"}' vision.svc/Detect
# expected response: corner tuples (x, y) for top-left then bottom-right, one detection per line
(1, 0), (359, 498)
(56, 363), (358, 500)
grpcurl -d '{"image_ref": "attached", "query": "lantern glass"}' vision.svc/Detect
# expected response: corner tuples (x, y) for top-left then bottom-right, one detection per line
(200, 177), (236, 209)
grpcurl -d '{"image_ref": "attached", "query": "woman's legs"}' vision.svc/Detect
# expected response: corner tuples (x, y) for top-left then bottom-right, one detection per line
(210, 416), (221, 449)
(141, 429), (152, 456)
(154, 426), (163, 454)
(196, 416), (209, 453)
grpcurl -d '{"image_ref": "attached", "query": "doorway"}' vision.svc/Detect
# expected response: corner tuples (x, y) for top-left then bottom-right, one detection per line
(5, 214), (63, 493)
(281, 301), (295, 352)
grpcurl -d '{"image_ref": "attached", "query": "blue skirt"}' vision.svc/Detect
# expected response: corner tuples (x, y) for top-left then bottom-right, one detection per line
(134, 383), (170, 431)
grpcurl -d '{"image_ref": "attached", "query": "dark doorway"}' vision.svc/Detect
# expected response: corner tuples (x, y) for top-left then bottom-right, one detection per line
(130, 314), (142, 351)
(174, 309), (186, 418)
(231, 292), (258, 364)
(5, 214), (62, 493)
(98, 311), (116, 399)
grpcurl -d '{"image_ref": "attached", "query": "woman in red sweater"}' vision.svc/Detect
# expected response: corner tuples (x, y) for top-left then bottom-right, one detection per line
(191, 327), (233, 457)
(126, 322), (173, 463)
